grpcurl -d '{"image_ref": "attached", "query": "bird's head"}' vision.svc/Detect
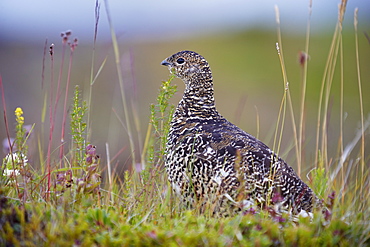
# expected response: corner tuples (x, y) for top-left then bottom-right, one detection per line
(161, 50), (212, 83)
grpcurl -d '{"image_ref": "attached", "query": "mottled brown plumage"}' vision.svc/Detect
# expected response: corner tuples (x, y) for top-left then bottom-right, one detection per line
(161, 50), (318, 216)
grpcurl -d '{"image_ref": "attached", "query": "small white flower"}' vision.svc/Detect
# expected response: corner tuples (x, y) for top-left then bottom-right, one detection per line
(3, 169), (20, 177)
(297, 210), (313, 219)
(2, 152), (28, 177)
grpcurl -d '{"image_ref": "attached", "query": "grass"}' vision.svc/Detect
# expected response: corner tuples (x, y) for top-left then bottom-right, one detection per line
(0, 0), (369, 245)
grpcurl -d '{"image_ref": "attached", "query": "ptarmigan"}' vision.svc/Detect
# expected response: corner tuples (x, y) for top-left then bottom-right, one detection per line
(161, 50), (318, 216)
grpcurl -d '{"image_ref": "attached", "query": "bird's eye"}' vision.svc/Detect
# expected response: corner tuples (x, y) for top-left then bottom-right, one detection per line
(176, 58), (185, 64)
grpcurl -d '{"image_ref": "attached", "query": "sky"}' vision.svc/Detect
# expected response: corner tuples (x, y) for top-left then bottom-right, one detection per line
(1, 0), (369, 44)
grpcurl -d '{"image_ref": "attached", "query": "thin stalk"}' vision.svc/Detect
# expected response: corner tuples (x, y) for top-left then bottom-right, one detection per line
(298, 0), (312, 176)
(87, 0), (101, 141)
(141, 122), (152, 167)
(40, 39), (48, 174)
(0, 76), (20, 197)
(323, 1), (347, 169)
(59, 47), (75, 166)
(254, 106), (260, 140)
(314, 46), (330, 167)
(104, 0), (136, 168)
(273, 89), (287, 156)
(106, 142), (113, 202)
(339, 29), (344, 205)
(274, 6), (294, 159)
(322, 30), (341, 170)
(46, 44), (55, 197)
(54, 39), (68, 114)
(40, 93), (47, 174)
(275, 5), (301, 179)
(128, 49), (143, 170)
(41, 39), (48, 89)
(354, 8), (365, 201)
(314, 1), (347, 167)
(286, 92), (299, 168)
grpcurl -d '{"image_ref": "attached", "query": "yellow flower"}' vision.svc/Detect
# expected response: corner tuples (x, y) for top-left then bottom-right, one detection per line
(15, 107), (24, 125)
(15, 107), (23, 117)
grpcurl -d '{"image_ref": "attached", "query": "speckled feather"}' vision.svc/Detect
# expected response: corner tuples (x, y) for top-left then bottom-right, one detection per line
(161, 50), (318, 216)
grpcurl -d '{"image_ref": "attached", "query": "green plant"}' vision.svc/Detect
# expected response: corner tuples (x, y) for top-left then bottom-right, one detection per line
(70, 85), (88, 167)
(148, 72), (177, 161)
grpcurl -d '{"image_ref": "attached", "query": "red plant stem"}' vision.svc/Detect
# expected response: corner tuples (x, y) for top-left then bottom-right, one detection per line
(50, 41), (67, 171)
(41, 39), (48, 89)
(59, 48), (74, 165)
(45, 41), (68, 200)
(55, 42), (67, 112)
(0, 76), (11, 154)
(45, 47), (55, 199)
(0, 76), (20, 196)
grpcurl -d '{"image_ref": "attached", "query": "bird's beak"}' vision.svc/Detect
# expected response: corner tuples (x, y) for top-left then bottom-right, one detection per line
(161, 60), (171, 66)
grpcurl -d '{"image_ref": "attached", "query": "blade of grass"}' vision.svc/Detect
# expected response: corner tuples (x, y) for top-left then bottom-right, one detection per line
(46, 44), (55, 198)
(339, 19), (344, 205)
(104, 0), (136, 169)
(91, 57), (107, 86)
(354, 8), (365, 202)
(273, 6), (288, 156)
(141, 118), (152, 168)
(298, 0), (313, 176)
(315, 0), (347, 168)
(274, 5), (299, 168)
(87, 0), (101, 141)
(59, 42), (77, 167)
(41, 39), (48, 89)
(106, 142), (113, 203)
(0, 76), (21, 197)
(0, 76), (12, 156)
(254, 106), (260, 140)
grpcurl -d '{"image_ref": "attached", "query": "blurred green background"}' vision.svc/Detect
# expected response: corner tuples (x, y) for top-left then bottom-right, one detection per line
(0, 1), (369, 174)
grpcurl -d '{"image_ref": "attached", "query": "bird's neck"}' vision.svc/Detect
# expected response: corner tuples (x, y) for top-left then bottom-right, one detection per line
(176, 78), (218, 119)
